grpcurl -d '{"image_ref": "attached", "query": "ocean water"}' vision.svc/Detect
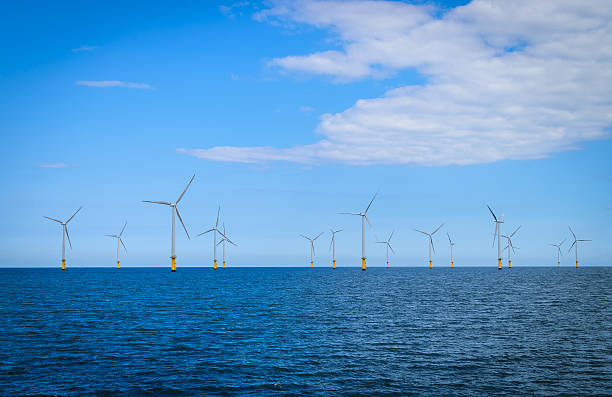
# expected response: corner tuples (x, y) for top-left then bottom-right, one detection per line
(0, 267), (610, 396)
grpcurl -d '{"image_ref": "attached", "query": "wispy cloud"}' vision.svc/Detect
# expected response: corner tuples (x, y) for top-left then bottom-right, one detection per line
(75, 80), (153, 89)
(219, 1), (250, 18)
(33, 163), (79, 168)
(300, 106), (315, 113)
(72, 45), (98, 52)
(181, 0), (612, 166)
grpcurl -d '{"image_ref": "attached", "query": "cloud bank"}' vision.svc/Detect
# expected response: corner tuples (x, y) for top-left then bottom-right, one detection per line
(182, 0), (612, 166)
(75, 80), (153, 89)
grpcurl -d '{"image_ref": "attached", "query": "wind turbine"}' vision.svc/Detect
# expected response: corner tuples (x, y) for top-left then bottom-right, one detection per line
(487, 205), (504, 270)
(143, 174), (194, 272)
(549, 238), (566, 267)
(105, 221), (127, 269)
(301, 232), (323, 268)
(340, 193), (378, 271)
(501, 225), (521, 269)
(377, 231), (395, 268)
(414, 224), (444, 268)
(329, 228), (342, 269)
(217, 224), (237, 269)
(43, 206), (82, 270)
(198, 206), (232, 269)
(447, 232), (455, 268)
(568, 226), (591, 268)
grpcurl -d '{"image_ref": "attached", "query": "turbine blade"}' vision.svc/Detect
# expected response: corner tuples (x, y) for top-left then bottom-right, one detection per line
(364, 192), (377, 214)
(431, 223), (444, 235)
(336, 229), (343, 233)
(389, 230), (394, 241)
(560, 238), (566, 246)
(120, 238), (127, 253)
(300, 234), (310, 240)
(487, 205), (497, 221)
(216, 238), (225, 247)
(568, 226), (576, 240)
(66, 206), (82, 223)
(365, 215), (378, 241)
(176, 174), (195, 203)
(119, 221), (127, 236)
(389, 244), (395, 254)
(142, 200), (171, 205)
(430, 237), (435, 254)
(414, 229), (428, 235)
(65, 226), (72, 249)
(215, 206), (220, 228)
(492, 224), (498, 248)
(104, 234), (116, 237)
(329, 237), (333, 252)
(578, 239), (592, 242)
(447, 232), (452, 244)
(43, 216), (62, 223)
(510, 225), (521, 237)
(175, 207), (190, 239)
(568, 240), (576, 252)
(314, 232), (324, 241)
(198, 229), (214, 236)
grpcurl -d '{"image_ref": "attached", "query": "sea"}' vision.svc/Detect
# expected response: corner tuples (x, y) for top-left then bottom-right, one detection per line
(0, 267), (610, 396)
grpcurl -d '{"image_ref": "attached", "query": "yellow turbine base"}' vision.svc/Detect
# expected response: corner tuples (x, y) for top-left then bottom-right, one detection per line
(171, 257), (176, 272)
(333, 260), (336, 269)
(62, 259), (66, 271)
(429, 260), (432, 269)
(117, 261), (120, 269)
(576, 261), (579, 268)
(214, 259), (217, 270)
(558, 261), (560, 267)
(223, 261), (226, 269)
(310, 261), (314, 268)
(361, 257), (366, 271)
(451, 261), (454, 268)
(498, 258), (502, 270)
(508, 260), (511, 269)
(387, 261), (389, 268)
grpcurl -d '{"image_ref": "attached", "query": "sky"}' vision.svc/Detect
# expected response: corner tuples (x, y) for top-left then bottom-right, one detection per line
(1, 0), (611, 267)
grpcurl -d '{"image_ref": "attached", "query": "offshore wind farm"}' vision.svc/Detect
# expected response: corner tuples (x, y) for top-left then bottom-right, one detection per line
(2, 0), (611, 395)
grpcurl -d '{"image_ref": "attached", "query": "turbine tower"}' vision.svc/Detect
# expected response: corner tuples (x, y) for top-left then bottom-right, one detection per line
(549, 238), (566, 267)
(301, 232), (323, 268)
(329, 228), (342, 269)
(377, 231), (395, 268)
(198, 206), (232, 270)
(487, 205), (504, 270)
(105, 221), (127, 269)
(143, 174), (194, 272)
(340, 193), (378, 271)
(43, 206), (82, 270)
(216, 223), (237, 269)
(447, 232), (455, 268)
(501, 225), (521, 268)
(414, 224), (444, 268)
(568, 226), (591, 268)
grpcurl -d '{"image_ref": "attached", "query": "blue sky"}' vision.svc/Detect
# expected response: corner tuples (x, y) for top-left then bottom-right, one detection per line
(1, 0), (610, 267)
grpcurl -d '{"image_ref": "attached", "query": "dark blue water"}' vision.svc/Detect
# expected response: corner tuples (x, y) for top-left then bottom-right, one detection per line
(0, 267), (611, 396)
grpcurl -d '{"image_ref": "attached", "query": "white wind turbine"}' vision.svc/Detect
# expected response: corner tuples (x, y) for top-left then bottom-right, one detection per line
(198, 206), (232, 270)
(340, 193), (378, 271)
(143, 174), (194, 272)
(487, 205), (505, 270)
(415, 224), (444, 269)
(377, 231), (395, 268)
(43, 206), (82, 270)
(549, 238), (566, 267)
(447, 232), (455, 268)
(329, 228), (342, 269)
(568, 226), (591, 268)
(216, 223), (237, 269)
(301, 232), (323, 268)
(502, 225), (521, 269)
(105, 221), (127, 269)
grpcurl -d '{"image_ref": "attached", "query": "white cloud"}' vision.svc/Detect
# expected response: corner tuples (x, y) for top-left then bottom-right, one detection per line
(34, 163), (78, 168)
(181, 0), (612, 166)
(75, 80), (153, 89)
(219, 1), (250, 18)
(300, 106), (315, 113)
(72, 45), (98, 52)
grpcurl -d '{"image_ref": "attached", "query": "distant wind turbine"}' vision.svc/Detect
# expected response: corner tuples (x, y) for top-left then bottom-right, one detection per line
(301, 232), (323, 268)
(415, 224), (444, 268)
(329, 228), (342, 269)
(568, 226), (591, 268)
(340, 193), (378, 271)
(377, 231), (395, 268)
(105, 221), (127, 269)
(199, 206), (232, 269)
(216, 223), (237, 269)
(549, 238), (566, 267)
(501, 225), (521, 269)
(143, 174), (194, 272)
(43, 206), (82, 270)
(487, 205), (504, 270)
(447, 232), (455, 268)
